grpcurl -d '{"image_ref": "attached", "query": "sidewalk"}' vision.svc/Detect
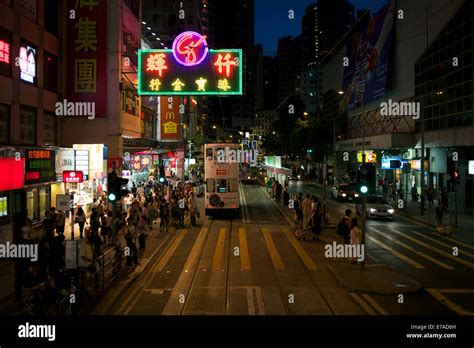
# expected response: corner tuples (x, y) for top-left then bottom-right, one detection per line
(260, 184), (422, 295)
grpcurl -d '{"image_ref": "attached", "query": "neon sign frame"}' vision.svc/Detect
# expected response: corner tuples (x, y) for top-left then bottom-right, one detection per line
(138, 49), (243, 96)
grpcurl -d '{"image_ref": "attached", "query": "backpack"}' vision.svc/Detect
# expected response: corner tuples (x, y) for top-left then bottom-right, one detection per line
(336, 218), (346, 236)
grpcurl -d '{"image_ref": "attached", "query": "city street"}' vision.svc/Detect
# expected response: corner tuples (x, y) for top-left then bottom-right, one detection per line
(96, 182), (474, 315)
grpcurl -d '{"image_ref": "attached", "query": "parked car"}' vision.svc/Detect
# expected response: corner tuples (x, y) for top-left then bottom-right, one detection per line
(355, 195), (394, 219)
(330, 183), (359, 202)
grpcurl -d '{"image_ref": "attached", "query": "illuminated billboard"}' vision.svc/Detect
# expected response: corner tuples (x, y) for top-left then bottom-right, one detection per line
(138, 32), (242, 96)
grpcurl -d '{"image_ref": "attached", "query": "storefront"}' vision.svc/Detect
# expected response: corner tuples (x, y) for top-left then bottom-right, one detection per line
(73, 144), (106, 207)
(24, 148), (56, 222)
(0, 149), (26, 244)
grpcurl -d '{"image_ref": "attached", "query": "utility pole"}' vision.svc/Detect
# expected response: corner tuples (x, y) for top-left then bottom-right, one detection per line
(356, 88), (367, 271)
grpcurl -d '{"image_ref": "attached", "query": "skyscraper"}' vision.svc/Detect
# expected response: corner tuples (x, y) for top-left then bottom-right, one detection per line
(302, 0), (355, 67)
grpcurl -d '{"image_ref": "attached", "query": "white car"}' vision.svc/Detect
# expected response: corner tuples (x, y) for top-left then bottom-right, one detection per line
(356, 195), (394, 219)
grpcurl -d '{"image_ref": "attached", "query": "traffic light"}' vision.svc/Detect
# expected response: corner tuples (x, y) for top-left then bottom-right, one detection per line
(108, 171), (130, 202)
(452, 168), (460, 184)
(158, 164), (167, 184)
(356, 163), (376, 195)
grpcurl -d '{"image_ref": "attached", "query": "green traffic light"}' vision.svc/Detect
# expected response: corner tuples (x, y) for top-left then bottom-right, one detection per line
(360, 186), (368, 194)
(108, 193), (116, 201)
(159, 177), (165, 183)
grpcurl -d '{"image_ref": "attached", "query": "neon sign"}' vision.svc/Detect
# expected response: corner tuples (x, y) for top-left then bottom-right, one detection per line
(0, 40), (10, 64)
(63, 170), (84, 183)
(172, 31), (208, 67)
(138, 49), (242, 95)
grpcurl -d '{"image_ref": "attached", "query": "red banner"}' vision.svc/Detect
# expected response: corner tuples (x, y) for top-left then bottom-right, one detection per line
(66, 0), (107, 117)
(160, 96), (181, 141)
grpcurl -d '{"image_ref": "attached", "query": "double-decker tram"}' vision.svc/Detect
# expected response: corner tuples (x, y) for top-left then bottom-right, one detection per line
(204, 143), (240, 216)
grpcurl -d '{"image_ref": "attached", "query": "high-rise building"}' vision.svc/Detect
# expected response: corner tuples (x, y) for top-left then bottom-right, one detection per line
(277, 35), (305, 104)
(213, 0), (256, 132)
(302, 0), (355, 67)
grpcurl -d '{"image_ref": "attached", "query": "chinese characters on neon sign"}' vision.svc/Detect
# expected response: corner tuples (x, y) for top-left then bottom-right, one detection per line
(138, 31), (242, 95)
(0, 40), (10, 64)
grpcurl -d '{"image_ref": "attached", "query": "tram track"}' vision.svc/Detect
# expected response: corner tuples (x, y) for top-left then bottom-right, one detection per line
(249, 183), (337, 315)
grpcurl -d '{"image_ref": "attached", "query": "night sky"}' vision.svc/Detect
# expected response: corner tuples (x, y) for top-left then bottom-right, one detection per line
(255, 0), (388, 55)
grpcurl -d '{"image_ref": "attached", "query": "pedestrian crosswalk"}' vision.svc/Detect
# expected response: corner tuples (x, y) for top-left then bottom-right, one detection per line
(149, 224), (474, 276)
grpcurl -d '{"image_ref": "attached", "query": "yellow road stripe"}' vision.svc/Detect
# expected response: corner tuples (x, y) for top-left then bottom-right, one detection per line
(116, 284), (143, 315)
(183, 227), (209, 270)
(367, 235), (425, 269)
(239, 228), (251, 270)
(152, 229), (188, 274)
(429, 232), (474, 251)
(281, 227), (318, 270)
(212, 228), (226, 271)
(437, 289), (474, 294)
(392, 230), (474, 269)
(261, 227), (285, 270)
(350, 293), (377, 315)
(426, 288), (474, 315)
(371, 228), (454, 270)
(413, 231), (474, 258)
(361, 294), (389, 315)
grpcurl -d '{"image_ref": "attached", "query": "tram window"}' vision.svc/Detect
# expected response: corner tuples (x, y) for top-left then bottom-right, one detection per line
(206, 148), (213, 160)
(206, 178), (215, 192)
(229, 178), (238, 192)
(216, 179), (227, 193)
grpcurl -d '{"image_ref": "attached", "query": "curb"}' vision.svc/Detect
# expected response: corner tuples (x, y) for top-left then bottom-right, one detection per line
(328, 264), (423, 295)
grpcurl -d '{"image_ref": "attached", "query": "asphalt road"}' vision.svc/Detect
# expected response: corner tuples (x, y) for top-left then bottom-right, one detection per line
(98, 182), (474, 315)
(287, 180), (474, 315)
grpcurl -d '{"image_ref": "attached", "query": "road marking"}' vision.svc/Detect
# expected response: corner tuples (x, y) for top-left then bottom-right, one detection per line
(162, 227), (210, 315)
(239, 185), (250, 223)
(366, 235), (425, 269)
(255, 287), (266, 315)
(261, 227), (285, 270)
(281, 227), (318, 270)
(413, 231), (474, 258)
(212, 228), (226, 271)
(246, 287), (256, 315)
(115, 284), (143, 315)
(361, 294), (389, 315)
(437, 289), (474, 294)
(152, 229), (188, 274)
(429, 232), (474, 251)
(426, 288), (474, 315)
(239, 228), (251, 270)
(392, 230), (474, 269)
(371, 228), (454, 270)
(350, 293), (377, 315)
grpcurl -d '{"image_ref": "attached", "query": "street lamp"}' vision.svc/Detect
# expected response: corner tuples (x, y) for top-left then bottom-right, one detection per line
(303, 112), (309, 116)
